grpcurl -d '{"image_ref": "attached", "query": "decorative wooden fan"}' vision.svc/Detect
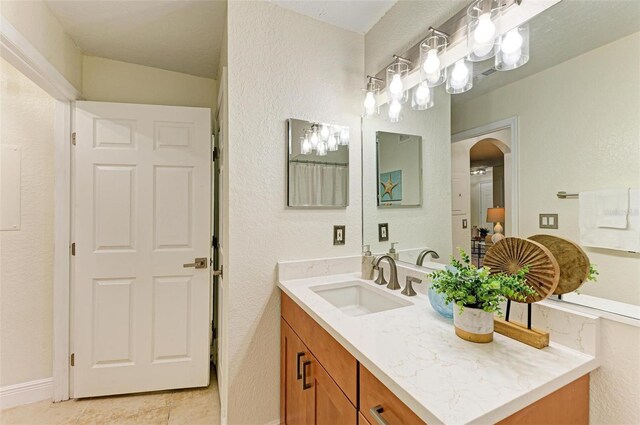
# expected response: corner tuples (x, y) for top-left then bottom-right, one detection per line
(484, 237), (559, 303)
(528, 234), (590, 295)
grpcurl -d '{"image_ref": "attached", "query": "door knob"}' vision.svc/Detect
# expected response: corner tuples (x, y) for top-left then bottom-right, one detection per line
(183, 258), (208, 269)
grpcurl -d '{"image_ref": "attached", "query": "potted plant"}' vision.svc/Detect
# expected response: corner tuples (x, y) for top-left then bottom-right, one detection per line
(430, 250), (535, 343)
(478, 227), (490, 238)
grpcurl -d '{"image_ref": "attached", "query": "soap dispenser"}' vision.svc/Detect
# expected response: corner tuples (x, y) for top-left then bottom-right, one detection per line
(362, 245), (374, 280)
(388, 242), (399, 260)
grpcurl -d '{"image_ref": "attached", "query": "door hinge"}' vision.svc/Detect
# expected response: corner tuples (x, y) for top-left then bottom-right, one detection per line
(212, 148), (219, 161)
(71, 132), (76, 146)
(70, 353), (75, 367)
(71, 242), (76, 256)
(212, 235), (218, 249)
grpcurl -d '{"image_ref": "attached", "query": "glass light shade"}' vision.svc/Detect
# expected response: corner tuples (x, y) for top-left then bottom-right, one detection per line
(467, 0), (501, 62)
(300, 136), (311, 155)
(320, 125), (330, 141)
(309, 129), (319, 150)
(338, 128), (350, 146)
(420, 35), (447, 87)
(363, 91), (377, 117)
(388, 100), (402, 123)
(316, 140), (327, 156)
(386, 61), (410, 104)
(496, 24), (530, 71)
(411, 83), (434, 111)
(327, 133), (338, 151)
(446, 60), (473, 94)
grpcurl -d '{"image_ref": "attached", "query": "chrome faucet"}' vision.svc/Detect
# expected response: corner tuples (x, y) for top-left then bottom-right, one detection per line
(416, 249), (440, 266)
(373, 255), (400, 290)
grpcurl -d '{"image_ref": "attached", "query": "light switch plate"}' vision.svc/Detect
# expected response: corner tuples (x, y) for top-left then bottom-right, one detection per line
(462, 219), (468, 229)
(333, 225), (345, 245)
(539, 213), (558, 229)
(378, 223), (389, 242)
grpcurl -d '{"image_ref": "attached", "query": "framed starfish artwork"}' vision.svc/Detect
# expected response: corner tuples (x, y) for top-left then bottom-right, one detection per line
(379, 170), (403, 202)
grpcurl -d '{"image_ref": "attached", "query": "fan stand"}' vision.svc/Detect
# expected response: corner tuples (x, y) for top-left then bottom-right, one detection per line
(494, 299), (549, 349)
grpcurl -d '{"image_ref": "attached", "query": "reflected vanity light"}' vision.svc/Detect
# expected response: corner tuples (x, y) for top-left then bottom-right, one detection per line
(388, 100), (402, 123)
(411, 83), (434, 111)
(327, 133), (338, 151)
(298, 122), (349, 157)
(496, 24), (530, 70)
(467, 0), (501, 62)
(363, 76), (383, 117)
(446, 59), (473, 94)
(386, 56), (411, 104)
(420, 28), (448, 87)
(339, 127), (350, 146)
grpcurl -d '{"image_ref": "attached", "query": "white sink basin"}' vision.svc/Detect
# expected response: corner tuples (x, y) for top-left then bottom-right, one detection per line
(310, 281), (412, 316)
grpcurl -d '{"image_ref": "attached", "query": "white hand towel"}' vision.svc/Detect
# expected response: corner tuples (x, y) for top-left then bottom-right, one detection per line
(596, 188), (630, 229)
(580, 189), (640, 253)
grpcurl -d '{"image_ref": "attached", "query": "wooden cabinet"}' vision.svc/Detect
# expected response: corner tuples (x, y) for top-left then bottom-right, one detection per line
(281, 319), (356, 425)
(281, 292), (589, 425)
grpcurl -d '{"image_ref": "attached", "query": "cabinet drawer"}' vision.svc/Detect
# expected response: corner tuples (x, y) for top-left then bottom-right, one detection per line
(359, 365), (425, 425)
(282, 293), (358, 406)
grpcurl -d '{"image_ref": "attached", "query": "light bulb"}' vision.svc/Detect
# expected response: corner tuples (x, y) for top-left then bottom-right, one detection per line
(423, 49), (441, 75)
(415, 84), (431, 106)
(316, 141), (327, 156)
(339, 128), (349, 145)
(327, 134), (338, 151)
(389, 73), (403, 96)
(364, 91), (376, 116)
(310, 131), (319, 149)
(301, 137), (311, 155)
(502, 49), (522, 66)
(450, 60), (469, 89)
(320, 125), (329, 141)
(388, 100), (401, 122)
(474, 13), (496, 44)
(472, 42), (494, 58)
(501, 29), (523, 54)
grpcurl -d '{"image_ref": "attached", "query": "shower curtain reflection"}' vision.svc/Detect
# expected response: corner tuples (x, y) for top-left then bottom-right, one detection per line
(289, 161), (348, 207)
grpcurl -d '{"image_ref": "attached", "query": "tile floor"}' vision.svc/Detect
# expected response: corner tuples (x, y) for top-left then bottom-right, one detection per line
(0, 374), (220, 425)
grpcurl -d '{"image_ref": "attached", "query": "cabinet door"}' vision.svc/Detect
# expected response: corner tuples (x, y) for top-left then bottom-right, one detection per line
(305, 350), (357, 425)
(281, 320), (313, 425)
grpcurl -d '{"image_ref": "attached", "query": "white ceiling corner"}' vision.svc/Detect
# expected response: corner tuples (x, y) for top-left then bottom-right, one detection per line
(269, 0), (397, 34)
(46, 0), (227, 79)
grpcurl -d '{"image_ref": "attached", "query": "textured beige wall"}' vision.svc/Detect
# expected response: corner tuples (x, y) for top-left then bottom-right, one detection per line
(224, 2), (363, 422)
(82, 56), (217, 111)
(0, 1), (82, 91)
(452, 33), (640, 424)
(0, 58), (55, 387)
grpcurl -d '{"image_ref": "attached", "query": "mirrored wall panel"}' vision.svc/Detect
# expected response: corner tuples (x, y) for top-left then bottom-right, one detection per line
(361, 1), (640, 315)
(376, 131), (422, 207)
(287, 118), (349, 208)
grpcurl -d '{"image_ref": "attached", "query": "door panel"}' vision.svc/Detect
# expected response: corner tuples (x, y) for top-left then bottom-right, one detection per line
(311, 352), (356, 425)
(282, 320), (313, 425)
(74, 101), (211, 397)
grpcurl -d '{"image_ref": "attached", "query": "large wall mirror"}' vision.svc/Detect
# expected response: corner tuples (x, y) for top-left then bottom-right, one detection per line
(287, 118), (349, 208)
(361, 1), (640, 318)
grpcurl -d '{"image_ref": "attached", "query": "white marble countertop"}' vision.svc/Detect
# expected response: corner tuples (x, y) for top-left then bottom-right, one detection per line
(278, 271), (599, 425)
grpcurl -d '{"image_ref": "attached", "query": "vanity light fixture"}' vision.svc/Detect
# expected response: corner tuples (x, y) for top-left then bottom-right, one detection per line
(496, 24), (530, 70)
(316, 139), (328, 156)
(467, 0), (502, 62)
(327, 132), (338, 152)
(386, 55), (411, 104)
(363, 75), (383, 117)
(411, 83), (434, 111)
(338, 127), (350, 146)
(388, 100), (402, 123)
(446, 59), (473, 94)
(420, 27), (448, 87)
(320, 124), (330, 142)
(309, 125), (320, 150)
(300, 136), (312, 155)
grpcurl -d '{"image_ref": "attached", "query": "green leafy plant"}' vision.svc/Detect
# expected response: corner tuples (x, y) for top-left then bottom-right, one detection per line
(430, 249), (536, 314)
(587, 264), (599, 282)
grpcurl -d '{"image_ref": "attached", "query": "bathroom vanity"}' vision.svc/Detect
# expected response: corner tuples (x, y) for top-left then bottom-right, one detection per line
(278, 260), (599, 425)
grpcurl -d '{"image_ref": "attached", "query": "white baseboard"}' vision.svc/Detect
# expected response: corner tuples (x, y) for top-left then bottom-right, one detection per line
(0, 378), (53, 410)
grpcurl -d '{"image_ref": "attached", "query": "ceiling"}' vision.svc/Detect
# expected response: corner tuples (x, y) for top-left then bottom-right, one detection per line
(454, 0), (640, 105)
(270, 0), (397, 34)
(470, 139), (504, 167)
(46, 0), (227, 79)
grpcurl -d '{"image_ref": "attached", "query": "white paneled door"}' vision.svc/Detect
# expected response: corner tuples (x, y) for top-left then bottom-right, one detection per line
(73, 102), (211, 397)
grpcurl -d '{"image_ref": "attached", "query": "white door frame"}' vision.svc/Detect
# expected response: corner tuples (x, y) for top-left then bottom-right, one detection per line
(1, 17), (79, 402)
(451, 116), (519, 237)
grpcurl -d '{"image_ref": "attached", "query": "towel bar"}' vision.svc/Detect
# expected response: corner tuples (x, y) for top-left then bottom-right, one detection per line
(557, 191), (579, 199)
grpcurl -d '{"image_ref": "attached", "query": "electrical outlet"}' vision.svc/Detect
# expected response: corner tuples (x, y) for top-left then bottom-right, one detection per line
(333, 225), (345, 245)
(539, 214), (559, 229)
